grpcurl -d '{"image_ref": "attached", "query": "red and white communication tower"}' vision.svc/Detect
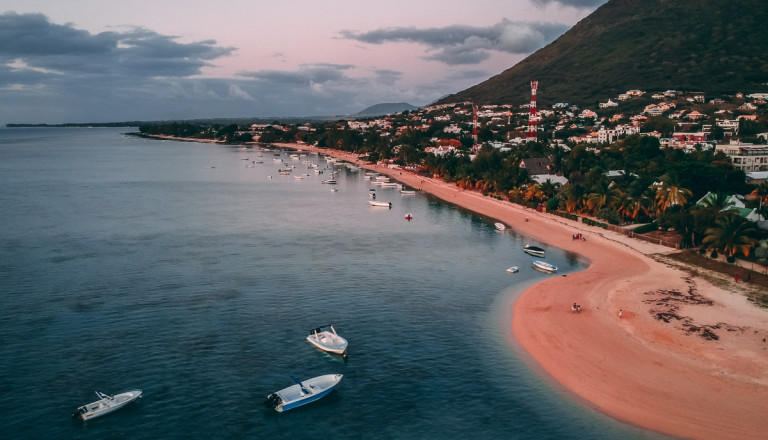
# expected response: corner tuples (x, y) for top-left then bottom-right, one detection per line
(528, 80), (539, 142)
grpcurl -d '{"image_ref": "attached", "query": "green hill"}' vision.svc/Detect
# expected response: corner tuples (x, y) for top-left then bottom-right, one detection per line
(438, 0), (768, 107)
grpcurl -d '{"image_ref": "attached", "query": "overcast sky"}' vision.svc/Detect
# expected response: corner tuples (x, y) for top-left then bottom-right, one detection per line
(0, 0), (606, 124)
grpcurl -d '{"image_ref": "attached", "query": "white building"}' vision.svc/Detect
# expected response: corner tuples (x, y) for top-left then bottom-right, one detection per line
(716, 140), (768, 172)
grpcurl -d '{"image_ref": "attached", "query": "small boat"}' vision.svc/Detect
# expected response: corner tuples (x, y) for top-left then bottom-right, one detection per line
(307, 325), (348, 355)
(494, 222), (507, 231)
(73, 390), (142, 421)
(506, 266), (519, 273)
(400, 190), (416, 195)
(322, 179), (337, 184)
(278, 168), (292, 175)
(524, 244), (546, 257)
(369, 201), (392, 208)
(264, 374), (343, 412)
(532, 260), (558, 273)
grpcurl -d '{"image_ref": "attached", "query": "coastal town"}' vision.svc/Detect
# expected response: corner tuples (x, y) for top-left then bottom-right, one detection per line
(141, 86), (768, 280)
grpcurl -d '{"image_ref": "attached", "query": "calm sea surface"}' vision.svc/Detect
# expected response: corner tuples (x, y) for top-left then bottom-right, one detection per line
(0, 128), (669, 439)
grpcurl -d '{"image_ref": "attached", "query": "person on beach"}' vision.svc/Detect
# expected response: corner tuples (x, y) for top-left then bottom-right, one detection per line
(619, 309), (623, 318)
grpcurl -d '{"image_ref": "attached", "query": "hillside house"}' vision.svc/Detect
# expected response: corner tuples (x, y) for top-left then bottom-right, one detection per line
(672, 132), (707, 144)
(696, 192), (764, 223)
(746, 171), (768, 184)
(520, 157), (568, 185)
(643, 104), (664, 116)
(716, 140), (768, 172)
(716, 119), (739, 134)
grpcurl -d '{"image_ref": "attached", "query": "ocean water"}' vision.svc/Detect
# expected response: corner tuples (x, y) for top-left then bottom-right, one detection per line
(0, 128), (669, 439)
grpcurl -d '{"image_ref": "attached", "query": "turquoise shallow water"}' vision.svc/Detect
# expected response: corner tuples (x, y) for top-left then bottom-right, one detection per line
(0, 127), (670, 439)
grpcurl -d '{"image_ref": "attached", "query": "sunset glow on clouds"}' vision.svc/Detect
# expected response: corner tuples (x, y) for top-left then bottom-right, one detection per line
(0, 0), (606, 124)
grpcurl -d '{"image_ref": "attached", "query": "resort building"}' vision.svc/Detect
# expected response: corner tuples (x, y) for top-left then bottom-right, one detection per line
(715, 140), (768, 172)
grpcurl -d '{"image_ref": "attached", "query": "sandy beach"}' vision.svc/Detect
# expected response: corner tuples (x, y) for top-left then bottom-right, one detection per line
(274, 143), (768, 440)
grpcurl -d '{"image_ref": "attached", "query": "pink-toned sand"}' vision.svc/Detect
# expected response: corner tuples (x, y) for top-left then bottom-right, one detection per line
(275, 144), (768, 440)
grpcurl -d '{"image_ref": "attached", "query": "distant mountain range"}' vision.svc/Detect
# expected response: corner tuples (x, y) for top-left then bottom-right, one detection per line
(353, 102), (419, 117)
(438, 0), (768, 107)
(6, 102), (421, 127)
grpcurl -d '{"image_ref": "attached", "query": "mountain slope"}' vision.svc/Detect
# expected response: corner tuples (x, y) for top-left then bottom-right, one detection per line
(439, 0), (768, 106)
(354, 102), (419, 117)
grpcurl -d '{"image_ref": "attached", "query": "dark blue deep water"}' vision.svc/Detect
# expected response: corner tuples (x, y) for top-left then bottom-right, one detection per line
(0, 128), (669, 439)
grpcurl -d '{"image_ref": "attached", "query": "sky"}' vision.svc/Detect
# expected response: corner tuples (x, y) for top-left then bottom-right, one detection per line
(0, 0), (607, 124)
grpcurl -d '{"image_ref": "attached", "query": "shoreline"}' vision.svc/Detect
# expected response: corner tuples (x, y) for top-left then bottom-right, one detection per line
(272, 142), (768, 440)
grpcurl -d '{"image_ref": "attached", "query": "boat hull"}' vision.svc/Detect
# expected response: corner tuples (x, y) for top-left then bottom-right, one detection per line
(532, 260), (558, 273)
(267, 374), (343, 412)
(307, 331), (348, 355)
(523, 245), (545, 257)
(75, 390), (142, 421)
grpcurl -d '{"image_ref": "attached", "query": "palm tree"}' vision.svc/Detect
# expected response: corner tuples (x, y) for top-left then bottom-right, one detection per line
(654, 182), (693, 213)
(750, 184), (768, 211)
(559, 184), (584, 213)
(702, 214), (759, 258)
(538, 179), (560, 199)
(457, 175), (475, 190)
(524, 183), (546, 203)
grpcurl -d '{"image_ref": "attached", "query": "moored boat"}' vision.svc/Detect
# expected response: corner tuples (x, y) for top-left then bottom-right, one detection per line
(400, 190), (416, 195)
(494, 222), (507, 231)
(264, 374), (343, 412)
(506, 266), (519, 273)
(73, 390), (142, 421)
(532, 260), (558, 273)
(307, 325), (348, 355)
(523, 244), (545, 257)
(369, 201), (392, 208)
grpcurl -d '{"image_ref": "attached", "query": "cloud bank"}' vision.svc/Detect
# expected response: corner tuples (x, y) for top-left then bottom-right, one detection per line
(340, 19), (568, 65)
(0, 10), (582, 123)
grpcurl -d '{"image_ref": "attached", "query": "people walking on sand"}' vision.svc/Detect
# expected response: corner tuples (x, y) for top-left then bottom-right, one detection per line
(619, 309), (623, 318)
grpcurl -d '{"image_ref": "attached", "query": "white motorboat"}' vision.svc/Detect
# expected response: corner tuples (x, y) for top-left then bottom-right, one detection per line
(532, 260), (558, 273)
(73, 390), (142, 421)
(369, 201), (392, 208)
(523, 244), (546, 257)
(506, 266), (519, 273)
(322, 179), (337, 184)
(307, 325), (348, 355)
(264, 374), (343, 412)
(495, 222), (507, 231)
(400, 190), (416, 195)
